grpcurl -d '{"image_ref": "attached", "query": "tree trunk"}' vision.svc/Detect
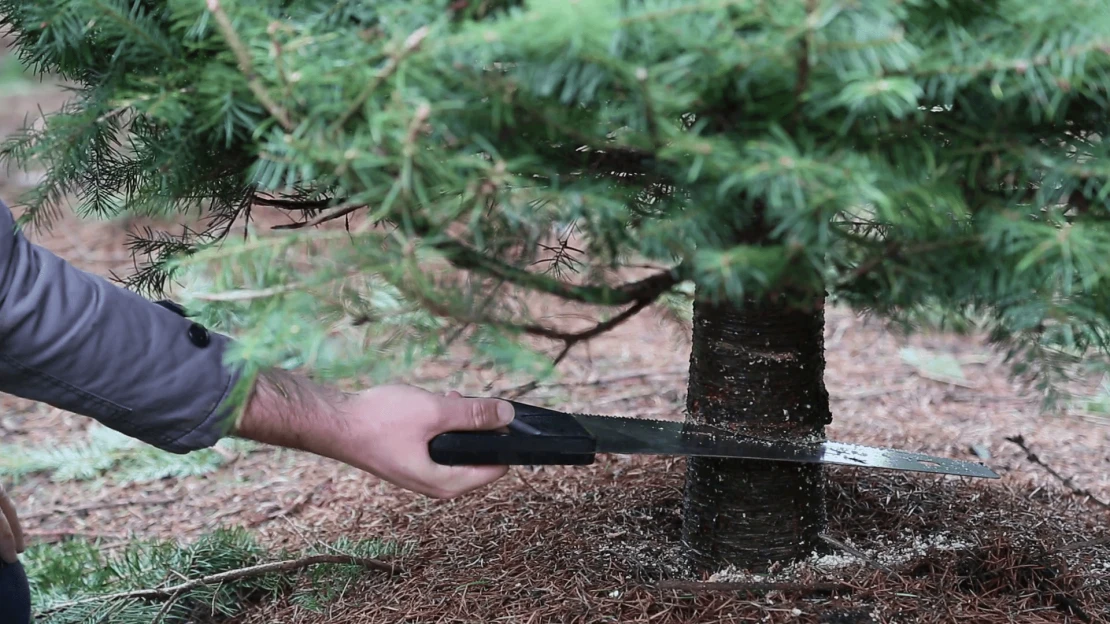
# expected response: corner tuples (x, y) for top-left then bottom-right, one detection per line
(680, 296), (832, 572)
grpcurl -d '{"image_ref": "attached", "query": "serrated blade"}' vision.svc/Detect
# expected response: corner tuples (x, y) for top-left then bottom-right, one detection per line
(572, 413), (999, 479)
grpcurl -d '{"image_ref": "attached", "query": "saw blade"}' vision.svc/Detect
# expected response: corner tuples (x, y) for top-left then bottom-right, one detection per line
(571, 412), (999, 479)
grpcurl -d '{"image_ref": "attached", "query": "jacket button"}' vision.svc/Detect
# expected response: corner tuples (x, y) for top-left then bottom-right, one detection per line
(187, 323), (211, 348)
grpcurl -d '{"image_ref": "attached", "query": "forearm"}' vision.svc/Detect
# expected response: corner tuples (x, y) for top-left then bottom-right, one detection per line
(233, 368), (353, 456)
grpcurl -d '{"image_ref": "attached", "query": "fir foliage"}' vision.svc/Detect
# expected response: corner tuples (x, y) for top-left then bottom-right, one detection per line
(0, 423), (256, 485)
(2, 0), (1110, 401)
(22, 528), (400, 623)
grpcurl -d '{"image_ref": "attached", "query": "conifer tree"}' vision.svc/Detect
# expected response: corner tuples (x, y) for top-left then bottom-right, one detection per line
(4, 0), (1110, 571)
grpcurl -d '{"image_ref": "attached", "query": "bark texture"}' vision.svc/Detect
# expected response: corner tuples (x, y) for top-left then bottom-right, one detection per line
(681, 297), (832, 572)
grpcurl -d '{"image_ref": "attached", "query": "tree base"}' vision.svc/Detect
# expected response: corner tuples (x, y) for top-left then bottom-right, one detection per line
(682, 457), (826, 572)
(680, 297), (831, 572)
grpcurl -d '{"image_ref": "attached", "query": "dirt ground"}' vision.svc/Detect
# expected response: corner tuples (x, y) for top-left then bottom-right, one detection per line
(0, 42), (1107, 624)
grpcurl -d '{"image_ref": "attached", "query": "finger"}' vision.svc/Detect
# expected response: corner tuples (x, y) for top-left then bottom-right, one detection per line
(0, 507), (15, 564)
(433, 464), (510, 498)
(444, 390), (463, 399)
(0, 492), (22, 555)
(439, 396), (514, 432)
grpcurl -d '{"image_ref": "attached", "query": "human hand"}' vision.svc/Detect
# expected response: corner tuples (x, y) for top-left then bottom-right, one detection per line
(0, 483), (25, 564)
(235, 374), (515, 499)
(318, 386), (514, 498)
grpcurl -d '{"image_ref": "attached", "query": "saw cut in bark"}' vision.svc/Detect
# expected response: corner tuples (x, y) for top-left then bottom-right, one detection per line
(681, 297), (832, 572)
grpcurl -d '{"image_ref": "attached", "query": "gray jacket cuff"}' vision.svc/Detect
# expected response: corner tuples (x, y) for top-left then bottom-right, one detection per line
(0, 201), (244, 453)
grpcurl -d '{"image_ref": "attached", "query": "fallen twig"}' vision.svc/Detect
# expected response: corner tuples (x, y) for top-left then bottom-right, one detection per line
(831, 385), (911, 400)
(1005, 435), (1110, 513)
(38, 553), (401, 615)
(24, 529), (129, 544)
(907, 368), (979, 389)
(655, 579), (851, 594)
(22, 496), (177, 521)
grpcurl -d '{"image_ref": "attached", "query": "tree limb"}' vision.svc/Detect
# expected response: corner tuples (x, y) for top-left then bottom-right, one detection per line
(207, 0), (294, 132)
(517, 295), (658, 345)
(502, 298), (661, 398)
(791, 0), (816, 130)
(252, 194), (336, 211)
(390, 269), (667, 400)
(329, 25), (430, 133)
(262, 193), (683, 305)
(430, 236), (683, 305)
(271, 201), (369, 230)
(837, 236), (980, 288)
(405, 276), (665, 348)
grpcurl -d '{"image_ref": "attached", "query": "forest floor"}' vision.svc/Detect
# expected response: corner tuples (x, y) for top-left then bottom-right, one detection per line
(0, 42), (1107, 624)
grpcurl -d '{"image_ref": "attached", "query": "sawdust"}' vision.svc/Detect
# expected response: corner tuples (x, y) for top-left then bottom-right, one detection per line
(709, 530), (976, 582)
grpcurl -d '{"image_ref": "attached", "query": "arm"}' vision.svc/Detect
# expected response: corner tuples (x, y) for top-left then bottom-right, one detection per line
(0, 200), (512, 497)
(0, 200), (240, 452)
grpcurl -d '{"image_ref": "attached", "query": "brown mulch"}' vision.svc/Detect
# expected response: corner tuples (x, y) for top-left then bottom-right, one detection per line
(235, 459), (1108, 624)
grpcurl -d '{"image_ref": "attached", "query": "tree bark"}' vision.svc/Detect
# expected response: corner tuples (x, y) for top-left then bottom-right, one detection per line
(680, 296), (831, 572)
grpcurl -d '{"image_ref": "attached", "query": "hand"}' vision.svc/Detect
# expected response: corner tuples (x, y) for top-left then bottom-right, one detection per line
(235, 374), (516, 499)
(319, 386), (514, 498)
(0, 483), (25, 564)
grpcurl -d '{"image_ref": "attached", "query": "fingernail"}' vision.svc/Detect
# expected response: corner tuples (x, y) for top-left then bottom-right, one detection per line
(497, 400), (514, 424)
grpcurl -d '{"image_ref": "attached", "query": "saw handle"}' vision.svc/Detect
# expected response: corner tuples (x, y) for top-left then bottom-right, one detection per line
(428, 401), (597, 465)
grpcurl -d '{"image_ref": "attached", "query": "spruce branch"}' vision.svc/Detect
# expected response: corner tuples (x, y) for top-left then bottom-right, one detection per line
(189, 281), (314, 302)
(401, 272), (666, 364)
(428, 231), (683, 305)
(838, 237), (982, 287)
(504, 295), (661, 399)
(7, 0), (1110, 401)
(252, 194), (337, 211)
(37, 553), (401, 616)
(518, 295), (659, 347)
(207, 0), (294, 132)
(635, 67), (661, 148)
(373, 192), (682, 304)
(894, 37), (1110, 81)
(792, 0), (817, 130)
(271, 200), (369, 230)
(330, 25), (430, 133)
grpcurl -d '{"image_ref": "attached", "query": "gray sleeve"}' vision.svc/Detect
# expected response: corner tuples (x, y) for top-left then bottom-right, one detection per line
(0, 200), (244, 453)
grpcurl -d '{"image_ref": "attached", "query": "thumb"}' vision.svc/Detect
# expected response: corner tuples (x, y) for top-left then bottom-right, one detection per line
(440, 396), (515, 432)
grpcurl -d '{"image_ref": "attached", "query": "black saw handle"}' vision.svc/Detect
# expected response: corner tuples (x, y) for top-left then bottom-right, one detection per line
(428, 401), (597, 465)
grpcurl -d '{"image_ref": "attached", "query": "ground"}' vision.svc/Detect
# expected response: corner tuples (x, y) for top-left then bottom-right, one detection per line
(0, 41), (1107, 623)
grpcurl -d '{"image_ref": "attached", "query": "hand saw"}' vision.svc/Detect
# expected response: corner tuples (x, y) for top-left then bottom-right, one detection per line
(429, 400), (999, 479)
